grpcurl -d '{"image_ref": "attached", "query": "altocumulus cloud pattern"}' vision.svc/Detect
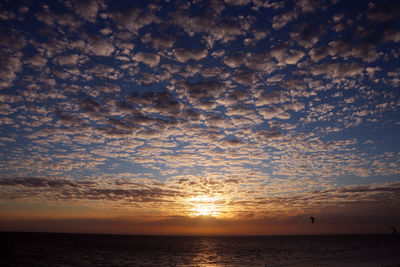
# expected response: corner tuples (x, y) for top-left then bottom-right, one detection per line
(0, 0), (399, 228)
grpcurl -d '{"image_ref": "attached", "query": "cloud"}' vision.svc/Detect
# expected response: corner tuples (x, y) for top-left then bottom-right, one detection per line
(367, 1), (400, 22)
(56, 110), (87, 128)
(79, 97), (106, 115)
(245, 53), (276, 73)
(87, 36), (115, 56)
(327, 40), (380, 63)
(0, 54), (22, 88)
(258, 107), (291, 120)
(85, 64), (122, 80)
(310, 62), (363, 78)
(231, 71), (256, 86)
(382, 30), (400, 43)
(112, 7), (159, 34)
(55, 13), (83, 30)
(290, 22), (322, 48)
(0, 175), (183, 203)
(327, 39), (351, 57)
(173, 5), (249, 46)
(174, 48), (208, 62)
(181, 80), (226, 102)
(349, 44), (380, 63)
(272, 11), (297, 30)
(225, 104), (254, 117)
(223, 52), (245, 68)
(26, 54), (48, 67)
(141, 33), (176, 50)
(0, 176), (78, 188)
(54, 54), (82, 66)
(71, 0), (102, 22)
(295, 0), (322, 14)
(84, 187), (180, 202)
(0, 10), (16, 20)
(224, 0), (251, 6)
(0, 31), (26, 51)
(208, 21), (248, 44)
(133, 52), (160, 67)
(270, 45), (305, 65)
(309, 46), (328, 62)
(256, 91), (286, 106)
(131, 90), (182, 116)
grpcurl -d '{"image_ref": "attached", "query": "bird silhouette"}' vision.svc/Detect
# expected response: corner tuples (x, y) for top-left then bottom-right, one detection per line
(310, 216), (315, 224)
(390, 226), (397, 235)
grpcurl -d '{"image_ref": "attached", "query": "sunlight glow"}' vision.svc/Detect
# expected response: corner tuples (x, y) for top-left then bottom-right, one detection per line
(189, 196), (220, 217)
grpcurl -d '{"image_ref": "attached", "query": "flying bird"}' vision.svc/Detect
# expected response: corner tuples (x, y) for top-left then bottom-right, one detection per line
(310, 217), (315, 224)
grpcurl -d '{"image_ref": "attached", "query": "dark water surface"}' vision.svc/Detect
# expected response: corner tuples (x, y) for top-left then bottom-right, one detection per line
(1, 232), (400, 266)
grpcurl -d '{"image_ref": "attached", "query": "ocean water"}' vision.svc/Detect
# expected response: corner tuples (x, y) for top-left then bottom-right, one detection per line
(1, 232), (400, 266)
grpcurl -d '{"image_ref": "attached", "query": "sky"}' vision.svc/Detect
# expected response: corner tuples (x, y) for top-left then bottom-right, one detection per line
(0, 0), (399, 235)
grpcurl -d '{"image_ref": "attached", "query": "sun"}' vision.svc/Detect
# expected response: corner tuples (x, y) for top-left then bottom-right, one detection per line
(189, 196), (220, 217)
(193, 203), (217, 216)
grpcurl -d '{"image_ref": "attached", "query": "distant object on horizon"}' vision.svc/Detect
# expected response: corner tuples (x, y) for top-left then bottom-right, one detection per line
(310, 217), (315, 224)
(390, 226), (397, 235)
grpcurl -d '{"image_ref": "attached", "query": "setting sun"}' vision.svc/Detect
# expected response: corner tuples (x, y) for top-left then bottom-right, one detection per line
(189, 196), (220, 217)
(193, 203), (217, 216)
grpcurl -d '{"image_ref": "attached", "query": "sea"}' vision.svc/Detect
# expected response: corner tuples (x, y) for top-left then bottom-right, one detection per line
(1, 232), (400, 266)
